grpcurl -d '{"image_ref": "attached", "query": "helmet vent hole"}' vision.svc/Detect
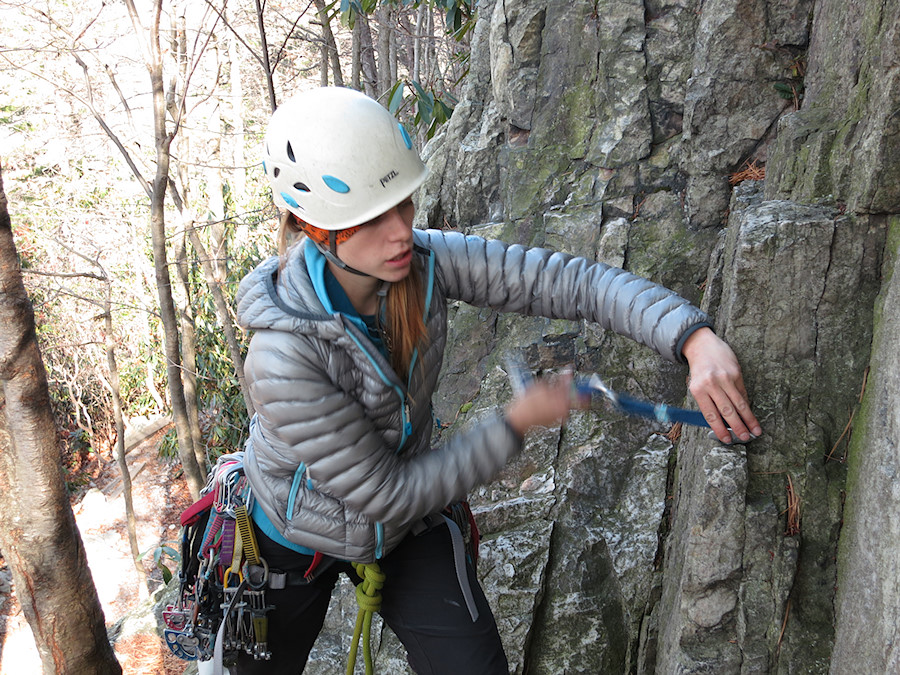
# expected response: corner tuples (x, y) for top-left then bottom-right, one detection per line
(293, 182), (310, 192)
(286, 141), (296, 163)
(273, 167), (280, 178)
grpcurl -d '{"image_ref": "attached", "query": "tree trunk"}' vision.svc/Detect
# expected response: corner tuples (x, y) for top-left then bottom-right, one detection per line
(314, 0), (344, 88)
(0, 169), (122, 674)
(175, 226), (206, 474)
(206, 86), (227, 283)
(163, 170), (254, 424)
(126, 0), (205, 499)
(352, 20), (362, 90)
(389, 9), (398, 86)
(424, 6), (435, 85)
(254, 0), (278, 111)
(375, 3), (391, 97)
(319, 32), (328, 85)
(102, 283), (148, 595)
(356, 12), (379, 98)
(187, 227), (255, 418)
(413, 3), (426, 83)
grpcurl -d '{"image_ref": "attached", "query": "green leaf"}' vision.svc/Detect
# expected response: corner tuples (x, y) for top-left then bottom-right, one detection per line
(411, 79), (428, 100)
(159, 562), (173, 585)
(435, 99), (454, 124)
(388, 81), (405, 114)
(417, 98), (434, 124)
(446, 5), (459, 32)
(161, 545), (180, 561)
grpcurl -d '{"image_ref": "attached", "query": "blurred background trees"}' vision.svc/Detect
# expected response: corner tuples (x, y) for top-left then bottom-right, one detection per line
(0, 0), (474, 663)
(0, 0), (472, 490)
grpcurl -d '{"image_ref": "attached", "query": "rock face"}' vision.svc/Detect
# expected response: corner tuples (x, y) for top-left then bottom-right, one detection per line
(655, 186), (884, 673)
(300, 0), (900, 673)
(397, 0), (897, 673)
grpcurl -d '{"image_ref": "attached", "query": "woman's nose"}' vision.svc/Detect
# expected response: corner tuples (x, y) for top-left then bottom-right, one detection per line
(380, 206), (413, 238)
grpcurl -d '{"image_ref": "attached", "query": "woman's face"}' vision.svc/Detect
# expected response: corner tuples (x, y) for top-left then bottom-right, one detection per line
(335, 198), (416, 282)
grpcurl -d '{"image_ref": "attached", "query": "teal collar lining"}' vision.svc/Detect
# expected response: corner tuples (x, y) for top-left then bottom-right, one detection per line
(304, 238), (385, 355)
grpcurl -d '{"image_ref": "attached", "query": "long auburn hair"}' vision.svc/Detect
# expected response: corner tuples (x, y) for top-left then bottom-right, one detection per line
(278, 212), (428, 376)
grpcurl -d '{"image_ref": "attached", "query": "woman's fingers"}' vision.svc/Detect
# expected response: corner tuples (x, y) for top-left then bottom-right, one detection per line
(692, 375), (761, 443)
(683, 327), (762, 443)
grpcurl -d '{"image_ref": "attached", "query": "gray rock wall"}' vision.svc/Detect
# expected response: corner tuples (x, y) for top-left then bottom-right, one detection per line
(655, 185), (884, 673)
(408, 0), (899, 672)
(830, 218), (900, 673)
(282, 0), (898, 672)
(765, 0), (900, 214)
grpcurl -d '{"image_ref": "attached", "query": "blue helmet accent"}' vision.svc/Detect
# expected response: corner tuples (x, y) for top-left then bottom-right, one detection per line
(398, 123), (413, 150)
(262, 161), (267, 174)
(280, 191), (300, 209)
(322, 175), (350, 194)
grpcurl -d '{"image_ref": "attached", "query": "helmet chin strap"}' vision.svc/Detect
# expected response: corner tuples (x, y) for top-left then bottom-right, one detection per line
(314, 233), (396, 305)
(317, 230), (370, 277)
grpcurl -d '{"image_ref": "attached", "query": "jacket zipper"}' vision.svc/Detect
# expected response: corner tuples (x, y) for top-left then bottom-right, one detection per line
(285, 462), (310, 520)
(347, 246), (436, 559)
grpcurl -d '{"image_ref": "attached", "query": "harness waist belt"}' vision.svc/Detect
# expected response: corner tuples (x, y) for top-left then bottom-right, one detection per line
(266, 557), (337, 589)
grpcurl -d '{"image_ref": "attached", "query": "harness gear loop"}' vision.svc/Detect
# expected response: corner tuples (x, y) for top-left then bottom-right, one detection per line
(347, 562), (385, 675)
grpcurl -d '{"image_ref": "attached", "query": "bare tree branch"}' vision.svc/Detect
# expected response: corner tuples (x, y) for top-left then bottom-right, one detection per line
(21, 269), (106, 281)
(254, 0), (277, 110)
(73, 53), (153, 197)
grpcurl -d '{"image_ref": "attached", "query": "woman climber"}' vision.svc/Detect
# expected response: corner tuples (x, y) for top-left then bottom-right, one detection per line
(232, 86), (761, 674)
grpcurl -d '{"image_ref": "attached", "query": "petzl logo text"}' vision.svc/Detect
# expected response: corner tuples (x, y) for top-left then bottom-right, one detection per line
(380, 170), (398, 187)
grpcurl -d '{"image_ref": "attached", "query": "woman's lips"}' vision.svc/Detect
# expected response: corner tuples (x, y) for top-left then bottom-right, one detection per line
(386, 249), (412, 266)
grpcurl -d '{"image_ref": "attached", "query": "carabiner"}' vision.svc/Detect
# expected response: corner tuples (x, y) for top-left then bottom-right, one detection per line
(223, 566), (244, 589)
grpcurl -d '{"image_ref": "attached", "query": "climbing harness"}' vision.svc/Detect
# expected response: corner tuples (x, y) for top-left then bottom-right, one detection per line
(163, 453), (274, 671)
(444, 500), (480, 571)
(164, 454), (482, 675)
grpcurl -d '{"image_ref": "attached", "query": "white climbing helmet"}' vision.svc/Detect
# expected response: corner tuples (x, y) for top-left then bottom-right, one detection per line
(262, 87), (428, 230)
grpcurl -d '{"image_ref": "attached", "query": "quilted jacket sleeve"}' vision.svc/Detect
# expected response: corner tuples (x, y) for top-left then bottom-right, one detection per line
(416, 229), (711, 363)
(244, 327), (522, 527)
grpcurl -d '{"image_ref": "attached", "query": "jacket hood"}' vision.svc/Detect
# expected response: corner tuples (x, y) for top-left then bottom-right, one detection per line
(236, 241), (342, 338)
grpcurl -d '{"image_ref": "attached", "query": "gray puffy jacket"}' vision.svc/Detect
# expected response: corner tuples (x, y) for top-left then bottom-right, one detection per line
(235, 228), (710, 563)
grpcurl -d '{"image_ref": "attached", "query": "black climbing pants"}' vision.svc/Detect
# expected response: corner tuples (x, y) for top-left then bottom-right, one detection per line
(232, 522), (508, 675)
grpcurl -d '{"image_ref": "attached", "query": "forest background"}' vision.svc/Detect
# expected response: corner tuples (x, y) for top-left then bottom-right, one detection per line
(1, 0), (473, 670)
(4, 0), (900, 672)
